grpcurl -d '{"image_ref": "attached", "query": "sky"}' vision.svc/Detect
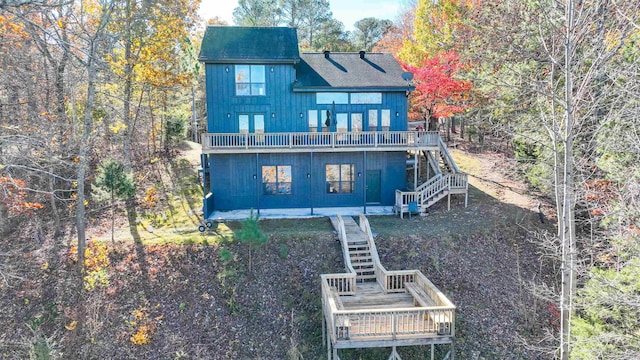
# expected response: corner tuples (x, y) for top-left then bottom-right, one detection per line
(198, 0), (408, 31)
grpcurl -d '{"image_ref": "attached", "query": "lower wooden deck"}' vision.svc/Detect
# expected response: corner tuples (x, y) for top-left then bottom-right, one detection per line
(323, 215), (456, 359)
(340, 282), (415, 310)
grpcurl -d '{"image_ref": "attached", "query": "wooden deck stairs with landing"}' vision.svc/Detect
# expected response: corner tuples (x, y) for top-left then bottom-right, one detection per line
(395, 137), (469, 218)
(323, 215), (456, 360)
(331, 216), (376, 281)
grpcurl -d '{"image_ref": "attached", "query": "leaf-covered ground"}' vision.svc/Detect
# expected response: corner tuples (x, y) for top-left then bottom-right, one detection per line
(0, 141), (557, 359)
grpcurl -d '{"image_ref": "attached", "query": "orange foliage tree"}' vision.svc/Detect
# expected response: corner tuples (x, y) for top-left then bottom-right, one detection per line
(401, 50), (472, 130)
(0, 175), (44, 216)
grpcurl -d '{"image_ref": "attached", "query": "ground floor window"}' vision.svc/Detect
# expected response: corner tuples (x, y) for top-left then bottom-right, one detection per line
(326, 164), (354, 194)
(262, 165), (292, 195)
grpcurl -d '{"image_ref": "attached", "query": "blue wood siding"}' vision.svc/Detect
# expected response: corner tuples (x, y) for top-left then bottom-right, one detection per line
(202, 62), (410, 216)
(366, 152), (407, 204)
(209, 154), (257, 211)
(204, 151), (406, 215)
(256, 153), (311, 209)
(205, 64), (409, 134)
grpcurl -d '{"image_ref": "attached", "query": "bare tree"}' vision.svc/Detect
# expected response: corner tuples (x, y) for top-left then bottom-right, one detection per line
(465, 0), (640, 357)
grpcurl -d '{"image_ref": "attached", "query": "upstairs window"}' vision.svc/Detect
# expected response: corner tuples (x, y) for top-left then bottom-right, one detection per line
(381, 109), (391, 130)
(235, 65), (265, 96)
(368, 109), (378, 130)
(308, 110), (318, 132)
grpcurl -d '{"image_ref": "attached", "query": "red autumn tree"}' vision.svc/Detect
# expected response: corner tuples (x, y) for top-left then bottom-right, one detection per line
(401, 50), (472, 130)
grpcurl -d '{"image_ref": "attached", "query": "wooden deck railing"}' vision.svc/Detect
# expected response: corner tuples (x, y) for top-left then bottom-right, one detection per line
(322, 272), (456, 342)
(395, 173), (469, 214)
(359, 215), (422, 294)
(415, 173), (443, 193)
(322, 273), (356, 295)
(336, 215), (357, 277)
(330, 306), (456, 340)
(449, 172), (469, 190)
(322, 272), (456, 343)
(202, 131), (440, 152)
(426, 150), (442, 176)
(438, 137), (460, 173)
(322, 215), (456, 347)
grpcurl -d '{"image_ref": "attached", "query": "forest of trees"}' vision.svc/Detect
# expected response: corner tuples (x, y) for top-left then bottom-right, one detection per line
(230, 0), (394, 51)
(1, 0), (639, 359)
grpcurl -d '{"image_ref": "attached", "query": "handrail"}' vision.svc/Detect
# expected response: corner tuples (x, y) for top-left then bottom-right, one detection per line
(320, 275), (338, 341)
(419, 174), (450, 205)
(330, 305), (456, 339)
(359, 215), (417, 293)
(449, 172), (468, 189)
(358, 215), (387, 290)
(202, 131), (441, 151)
(322, 273), (356, 295)
(425, 150), (442, 177)
(396, 173), (469, 212)
(336, 215), (357, 276)
(414, 272), (456, 309)
(438, 137), (459, 173)
(415, 173), (442, 193)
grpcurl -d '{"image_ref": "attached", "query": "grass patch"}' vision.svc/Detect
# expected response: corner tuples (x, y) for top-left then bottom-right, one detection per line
(254, 217), (334, 237)
(450, 149), (481, 174)
(94, 151), (235, 246)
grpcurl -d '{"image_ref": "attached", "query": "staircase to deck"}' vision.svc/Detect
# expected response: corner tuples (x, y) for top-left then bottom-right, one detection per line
(330, 215), (377, 282)
(322, 214), (457, 360)
(395, 137), (468, 217)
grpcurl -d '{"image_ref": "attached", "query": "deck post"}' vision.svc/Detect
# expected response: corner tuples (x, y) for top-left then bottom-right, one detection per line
(431, 344), (434, 360)
(427, 151), (430, 179)
(464, 190), (468, 208)
(363, 151), (367, 214)
(322, 311), (325, 346)
(447, 193), (451, 211)
(388, 345), (402, 360)
(450, 340), (455, 360)
(326, 326), (331, 360)
(414, 150), (418, 190)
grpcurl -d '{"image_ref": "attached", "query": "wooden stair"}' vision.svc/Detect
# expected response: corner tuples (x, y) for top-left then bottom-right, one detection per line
(332, 216), (378, 282)
(421, 189), (449, 212)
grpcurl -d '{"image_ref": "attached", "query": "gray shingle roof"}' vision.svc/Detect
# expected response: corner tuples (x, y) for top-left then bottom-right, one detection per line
(199, 26), (300, 64)
(295, 52), (412, 91)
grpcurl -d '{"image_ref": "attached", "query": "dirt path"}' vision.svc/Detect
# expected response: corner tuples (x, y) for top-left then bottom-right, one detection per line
(176, 140), (202, 167)
(451, 148), (553, 218)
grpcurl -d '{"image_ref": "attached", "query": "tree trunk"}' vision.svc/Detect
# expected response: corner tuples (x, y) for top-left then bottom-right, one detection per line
(560, 2), (576, 358)
(72, 6), (114, 354)
(49, 175), (61, 236)
(428, 116), (438, 131)
(446, 117), (451, 142)
(73, 40), (98, 358)
(192, 86), (197, 142)
(111, 189), (115, 245)
(122, 0), (133, 172)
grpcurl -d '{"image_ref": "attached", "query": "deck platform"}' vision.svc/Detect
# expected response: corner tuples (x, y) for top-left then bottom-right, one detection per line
(322, 215), (456, 360)
(340, 282), (414, 310)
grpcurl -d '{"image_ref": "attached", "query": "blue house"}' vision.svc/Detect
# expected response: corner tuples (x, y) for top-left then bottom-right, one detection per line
(198, 26), (467, 219)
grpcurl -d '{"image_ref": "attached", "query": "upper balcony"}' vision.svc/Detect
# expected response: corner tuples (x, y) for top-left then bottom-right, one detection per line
(201, 131), (441, 154)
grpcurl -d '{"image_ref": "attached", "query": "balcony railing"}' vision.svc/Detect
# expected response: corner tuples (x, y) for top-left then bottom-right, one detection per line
(201, 131), (440, 153)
